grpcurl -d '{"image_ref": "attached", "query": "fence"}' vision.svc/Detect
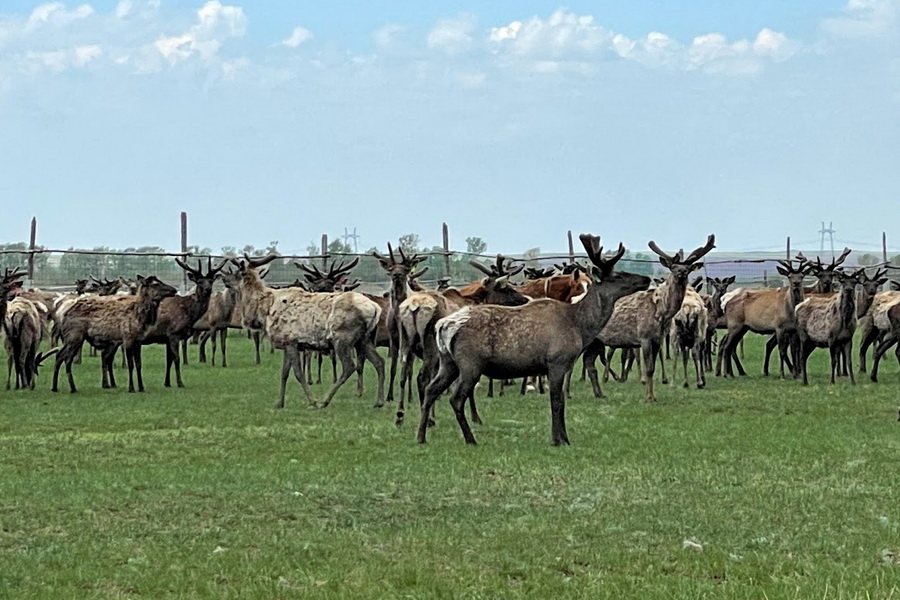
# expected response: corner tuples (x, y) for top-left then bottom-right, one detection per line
(3, 247), (897, 295)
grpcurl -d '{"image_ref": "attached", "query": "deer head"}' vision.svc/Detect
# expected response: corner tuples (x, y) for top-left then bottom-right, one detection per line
(797, 248), (851, 293)
(295, 257), (360, 293)
(175, 257), (226, 297)
(1, 267), (26, 301)
(857, 268), (888, 315)
(373, 243), (427, 287)
(436, 277), (452, 291)
(776, 259), (811, 304)
(221, 268), (242, 290)
(470, 254), (524, 280)
(648, 235), (716, 285)
(135, 275), (178, 302)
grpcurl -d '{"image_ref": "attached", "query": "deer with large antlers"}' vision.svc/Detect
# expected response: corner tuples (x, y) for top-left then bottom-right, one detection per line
(133, 258), (225, 388)
(232, 254), (385, 409)
(372, 243), (428, 404)
(417, 235), (650, 445)
(583, 235), (715, 402)
(396, 255), (529, 427)
(52, 275), (177, 393)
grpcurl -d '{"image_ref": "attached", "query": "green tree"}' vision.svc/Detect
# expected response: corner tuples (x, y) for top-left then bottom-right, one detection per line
(328, 239), (352, 255)
(466, 236), (487, 255)
(398, 233), (420, 255)
(858, 253), (878, 266)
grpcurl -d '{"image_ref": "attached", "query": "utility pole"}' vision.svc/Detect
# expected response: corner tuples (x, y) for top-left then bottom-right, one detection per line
(341, 227), (360, 253)
(819, 221), (836, 258)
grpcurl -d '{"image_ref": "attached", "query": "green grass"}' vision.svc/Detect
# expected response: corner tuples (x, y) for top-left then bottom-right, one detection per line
(2, 335), (900, 599)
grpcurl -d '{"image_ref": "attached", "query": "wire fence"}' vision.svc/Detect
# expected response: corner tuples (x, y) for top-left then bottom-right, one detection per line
(4, 247), (897, 295)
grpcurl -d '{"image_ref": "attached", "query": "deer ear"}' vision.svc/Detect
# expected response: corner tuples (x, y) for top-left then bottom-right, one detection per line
(187, 272), (198, 283)
(725, 276), (736, 285)
(776, 266), (789, 277)
(877, 278), (888, 286)
(690, 263), (703, 273)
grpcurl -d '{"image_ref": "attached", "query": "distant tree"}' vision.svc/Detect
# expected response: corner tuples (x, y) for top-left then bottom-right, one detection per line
(398, 233), (420, 255)
(328, 239), (353, 255)
(522, 247), (541, 266)
(265, 240), (280, 256)
(858, 253), (878, 266)
(242, 244), (265, 257)
(221, 246), (238, 257)
(305, 241), (319, 257)
(466, 236), (487, 255)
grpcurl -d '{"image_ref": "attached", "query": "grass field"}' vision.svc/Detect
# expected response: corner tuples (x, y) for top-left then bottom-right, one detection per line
(2, 334), (900, 599)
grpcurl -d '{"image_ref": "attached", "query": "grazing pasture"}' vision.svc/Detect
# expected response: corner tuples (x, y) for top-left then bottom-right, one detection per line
(2, 333), (900, 598)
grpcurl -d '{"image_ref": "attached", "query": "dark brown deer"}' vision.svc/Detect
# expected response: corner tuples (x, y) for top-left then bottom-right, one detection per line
(136, 258), (225, 388)
(417, 235), (650, 445)
(195, 269), (243, 367)
(396, 259), (528, 427)
(52, 275), (177, 393)
(869, 283), (900, 382)
(582, 235), (716, 402)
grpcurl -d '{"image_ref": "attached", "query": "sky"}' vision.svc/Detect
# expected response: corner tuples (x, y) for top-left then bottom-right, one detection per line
(1, 0), (898, 256)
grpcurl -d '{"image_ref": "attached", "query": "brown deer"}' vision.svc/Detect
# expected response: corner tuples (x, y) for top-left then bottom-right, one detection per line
(195, 268), (243, 367)
(715, 259), (811, 379)
(52, 275), (177, 393)
(396, 260), (529, 427)
(795, 269), (864, 385)
(857, 276), (897, 375)
(372, 243), (428, 404)
(703, 276), (736, 370)
(1, 268), (28, 345)
(136, 258), (225, 388)
(582, 235), (715, 402)
(869, 283), (900, 382)
(416, 235), (650, 445)
(670, 283), (709, 389)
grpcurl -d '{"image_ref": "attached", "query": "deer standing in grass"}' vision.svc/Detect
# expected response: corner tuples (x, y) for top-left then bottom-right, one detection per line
(582, 235), (715, 402)
(372, 243), (427, 404)
(417, 235), (650, 445)
(52, 275), (177, 393)
(716, 260), (811, 379)
(4, 296), (56, 389)
(670, 281), (709, 389)
(795, 269), (865, 385)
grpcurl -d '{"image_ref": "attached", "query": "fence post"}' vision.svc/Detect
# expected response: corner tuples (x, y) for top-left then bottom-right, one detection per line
(180, 211), (188, 290)
(321, 234), (328, 269)
(442, 222), (451, 279)
(883, 232), (888, 263)
(763, 271), (768, 287)
(27, 217), (36, 282)
(567, 230), (574, 263)
(786, 236), (790, 261)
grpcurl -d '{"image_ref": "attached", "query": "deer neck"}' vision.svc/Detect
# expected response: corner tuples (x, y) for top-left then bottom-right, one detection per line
(839, 287), (856, 328)
(573, 280), (618, 341)
(857, 288), (874, 318)
(390, 277), (412, 308)
(657, 277), (686, 321)
(135, 289), (162, 329)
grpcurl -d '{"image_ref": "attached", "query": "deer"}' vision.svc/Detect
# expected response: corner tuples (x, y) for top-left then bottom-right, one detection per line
(395, 258), (529, 427)
(669, 280), (709, 389)
(51, 275), (177, 393)
(869, 284), (900, 382)
(703, 276), (736, 370)
(416, 235), (650, 446)
(795, 268), (865, 385)
(3, 296), (57, 390)
(714, 259), (811, 379)
(582, 235), (716, 402)
(857, 277), (898, 376)
(194, 269), (243, 367)
(231, 254), (385, 409)
(134, 258), (225, 388)
(0, 268), (27, 343)
(372, 243), (428, 404)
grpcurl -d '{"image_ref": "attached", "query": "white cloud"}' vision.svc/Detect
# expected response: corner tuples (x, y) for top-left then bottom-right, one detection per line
(821, 0), (899, 39)
(26, 3), (94, 31)
(115, 0), (160, 20)
(489, 10), (612, 58)
(374, 24), (405, 50)
(282, 26), (313, 48)
(155, 1), (246, 64)
(23, 44), (102, 72)
(427, 15), (476, 55)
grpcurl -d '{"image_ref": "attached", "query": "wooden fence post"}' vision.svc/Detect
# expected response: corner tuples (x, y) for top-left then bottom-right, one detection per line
(321, 234), (328, 268)
(567, 230), (574, 263)
(27, 217), (36, 281)
(442, 222), (451, 279)
(180, 211), (188, 290)
(786, 236), (791, 261)
(883, 232), (888, 263)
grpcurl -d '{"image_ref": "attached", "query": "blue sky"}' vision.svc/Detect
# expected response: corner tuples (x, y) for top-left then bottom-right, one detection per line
(1, 0), (898, 256)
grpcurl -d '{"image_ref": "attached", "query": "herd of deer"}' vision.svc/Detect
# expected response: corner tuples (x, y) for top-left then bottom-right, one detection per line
(3, 233), (900, 445)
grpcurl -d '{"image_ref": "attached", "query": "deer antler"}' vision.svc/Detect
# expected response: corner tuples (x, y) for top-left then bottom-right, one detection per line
(684, 234), (716, 264)
(244, 253), (279, 269)
(469, 260), (495, 277)
(829, 247), (852, 270)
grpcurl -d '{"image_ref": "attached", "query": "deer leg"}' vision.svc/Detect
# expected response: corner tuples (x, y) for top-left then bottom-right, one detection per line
(220, 329), (228, 368)
(6, 355), (12, 390)
(641, 340), (657, 403)
(548, 366), (570, 446)
(468, 388), (482, 426)
(181, 337), (189, 366)
(386, 328), (399, 404)
(163, 342), (173, 388)
(763, 334), (777, 376)
(715, 332), (728, 377)
(416, 356), (458, 443)
(318, 342), (359, 409)
(657, 347), (668, 385)
(487, 377), (494, 398)
(304, 351), (313, 385)
(447, 370), (479, 445)
(125, 346), (136, 393)
(582, 340), (605, 399)
(397, 351), (415, 427)
(252, 330), (261, 364)
(800, 341), (812, 386)
(65, 350), (78, 393)
(360, 340), (385, 408)
(199, 330), (209, 363)
(828, 344), (838, 384)
(858, 323), (877, 374)
(52, 345), (69, 392)
(693, 344), (705, 389)
(331, 350), (337, 384)
(315, 351), (323, 385)
(871, 336), (896, 383)
(277, 347), (292, 409)
(172, 340), (185, 388)
(681, 343), (690, 388)
(844, 341), (856, 385)
(134, 344), (145, 392)
(355, 349), (366, 398)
